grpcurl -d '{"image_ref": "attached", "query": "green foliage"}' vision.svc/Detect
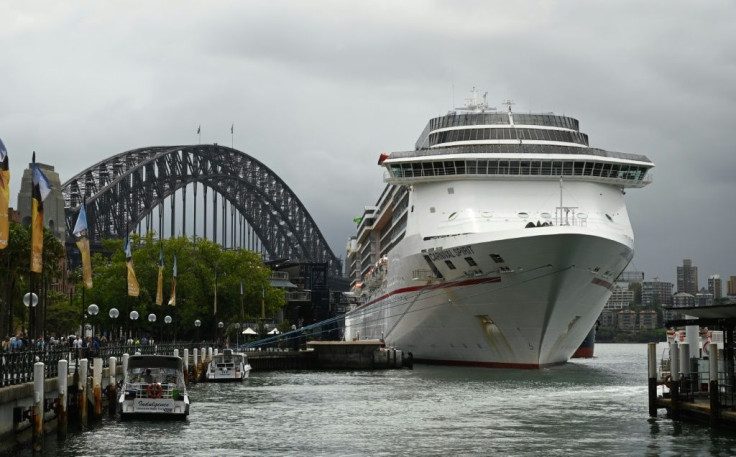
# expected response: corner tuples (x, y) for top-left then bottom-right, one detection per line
(81, 233), (285, 340)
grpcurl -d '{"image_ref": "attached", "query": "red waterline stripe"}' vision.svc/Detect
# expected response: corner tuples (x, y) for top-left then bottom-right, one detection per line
(362, 276), (501, 309)
(591, 277), (613, 289)
(416, 358), (567, 370)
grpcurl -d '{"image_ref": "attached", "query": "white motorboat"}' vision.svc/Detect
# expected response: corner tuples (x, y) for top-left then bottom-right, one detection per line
(205, 348), (252, 382)
(118, 354), (190, 420)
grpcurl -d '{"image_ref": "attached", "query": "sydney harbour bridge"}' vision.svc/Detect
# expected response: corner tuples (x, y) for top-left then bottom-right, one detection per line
(60, 144), (342, 278)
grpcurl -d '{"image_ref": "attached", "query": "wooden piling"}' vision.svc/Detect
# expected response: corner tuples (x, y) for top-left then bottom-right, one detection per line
(710, 342), (720, 428)
(108, 357), (117, 416)
(647, 342), (657, 417)
(32, 362), (44, 452)
(58, 359), (68, 440)
(670, 343), (680, 420)
(183, 349), (189, 384)
(79, 359), (88, 427)
(93, 358), (102, 417)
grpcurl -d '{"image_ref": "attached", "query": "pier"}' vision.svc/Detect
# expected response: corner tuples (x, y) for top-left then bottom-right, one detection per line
(648, 311), (736, 429)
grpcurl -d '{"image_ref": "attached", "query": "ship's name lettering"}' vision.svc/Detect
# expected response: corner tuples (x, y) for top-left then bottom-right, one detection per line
(428, 246), (474, 261)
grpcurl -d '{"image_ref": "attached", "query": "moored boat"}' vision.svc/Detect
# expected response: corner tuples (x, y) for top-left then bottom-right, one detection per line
(344, 89), (654, 368)
(118, 355), (190, 420)
(205, 348), (252, 382)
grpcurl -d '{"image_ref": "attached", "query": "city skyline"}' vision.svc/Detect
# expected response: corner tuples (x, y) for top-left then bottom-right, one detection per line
(2, 2), (735, 287)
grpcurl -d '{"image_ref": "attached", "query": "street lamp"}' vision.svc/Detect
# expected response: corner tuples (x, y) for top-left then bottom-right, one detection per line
(87, 304), (99, 339)
(130, 310), (139, 341)
(23, 292), (38, 340)
(234, 322), (241, 348)
(164, 315), (172, 342)
(148, 313), (156, 343)
(194, 319), (201, 342)
(109, 308), (120, 343)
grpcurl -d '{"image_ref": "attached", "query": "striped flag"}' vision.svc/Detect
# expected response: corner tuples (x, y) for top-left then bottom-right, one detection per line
(125, 234), (140, 297)
(156, 245), (164, 305)
(0, 138), (9, 249)
(72, 202), (92, 288)
(30, 154), (52, 273)
(168, 254), (177, 306)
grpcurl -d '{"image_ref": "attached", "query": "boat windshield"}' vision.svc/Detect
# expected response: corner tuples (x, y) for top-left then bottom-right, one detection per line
(128, 367), (182, 385)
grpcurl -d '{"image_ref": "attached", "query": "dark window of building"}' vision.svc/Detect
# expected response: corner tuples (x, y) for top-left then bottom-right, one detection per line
(490, 254), (505, 263)
(465, 257), (477, 267)
(445, 260), (457, 270)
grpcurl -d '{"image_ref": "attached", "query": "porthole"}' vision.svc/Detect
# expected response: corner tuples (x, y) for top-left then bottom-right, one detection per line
(518, 212), (529, 219)
(541, 212), (551, 219)
(578, 212), (588, 220)
(481, 211), (492, 218)
(430, 207), (436, 213)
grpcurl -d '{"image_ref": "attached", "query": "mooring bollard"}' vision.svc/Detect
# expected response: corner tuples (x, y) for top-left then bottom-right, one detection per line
(648, 343), (657, 417)
(183, 349), (189, 384)
(174, 348), (179, 358)
(93, 358), (103, 417)
(33, 362), (44, 452)
(108, 357), (117, 416)
(670, 343), (680, 420)
(679, 342), (690, 396)
(79, 359), (88, 427)
(58, 359), (68, 440)
(710, 342), (719, 428)
(193, 349), (199, 382)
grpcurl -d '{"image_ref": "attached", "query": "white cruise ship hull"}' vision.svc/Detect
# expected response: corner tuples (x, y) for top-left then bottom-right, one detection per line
(345, 229), (632, 368)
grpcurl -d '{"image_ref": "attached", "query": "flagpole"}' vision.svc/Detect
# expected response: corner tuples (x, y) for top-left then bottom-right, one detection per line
(231, 123), (234, 149)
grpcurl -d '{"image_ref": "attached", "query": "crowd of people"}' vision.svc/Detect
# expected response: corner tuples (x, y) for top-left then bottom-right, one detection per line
(1, 333), (157, 357)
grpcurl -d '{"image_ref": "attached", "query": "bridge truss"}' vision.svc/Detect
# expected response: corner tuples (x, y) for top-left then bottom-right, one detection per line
(61, 144), (341, 277)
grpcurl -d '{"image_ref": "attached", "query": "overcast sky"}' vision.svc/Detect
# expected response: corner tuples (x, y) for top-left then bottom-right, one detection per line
(2, 1), (735, 289)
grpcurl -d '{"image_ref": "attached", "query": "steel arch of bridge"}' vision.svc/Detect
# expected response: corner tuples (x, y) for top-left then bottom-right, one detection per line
(61, 144), (341, 277)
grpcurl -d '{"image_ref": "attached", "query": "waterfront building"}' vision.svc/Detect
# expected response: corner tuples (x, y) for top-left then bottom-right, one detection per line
(677, 259), (698, 295)
(599, 310), (615, 327)
(17, 162), (66, 243)
(729, 276), (736, 297)
(708, 275), (723, 300)
(673, 292), (696, 308)
(642, 280), (674, 307)
(617, 310), (637, 331)
(638, 310), (658, 330)
(604, 284), (634, 310)
(696, 287), (714, 307)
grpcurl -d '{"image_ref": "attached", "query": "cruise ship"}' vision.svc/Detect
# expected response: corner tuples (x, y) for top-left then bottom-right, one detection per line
(344, 89), (654, 368)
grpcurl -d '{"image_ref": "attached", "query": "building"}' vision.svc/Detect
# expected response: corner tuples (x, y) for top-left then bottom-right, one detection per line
(639, 310), (658, 330)
(708, 275), (723, 300)
(642, 280), (674, 307)
(599, 310), (615, 327)
(696, 287), (714, 307)
(729, 276), (736, 297)
(604, 284), (634, 310)
(17, 162), (66, 242)
(673, 292), (696, 308)
(677, 259), (698, 295)
(617, 310), (637, 331)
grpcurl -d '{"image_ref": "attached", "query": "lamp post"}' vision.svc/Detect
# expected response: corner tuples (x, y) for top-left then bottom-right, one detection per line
(218, 321), (224, 347)
(109, 308), (120, 343)
(23, 292), (38, 341)
(129, 310), (139, 341)
(164, 315), (172, 343)
(194, 319), (201, 343)
(87, 304), (99, 340)
(234, 322), (240, 348)
(148, 313), (156, 343)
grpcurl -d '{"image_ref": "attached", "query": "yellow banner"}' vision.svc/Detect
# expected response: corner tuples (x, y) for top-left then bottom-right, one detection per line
(76, 237), (93, 289)
(0, 168), (8, 250)
(156, 266), (163, 305)
(30, 199), (44, 273)
(127, 259), (140, 297)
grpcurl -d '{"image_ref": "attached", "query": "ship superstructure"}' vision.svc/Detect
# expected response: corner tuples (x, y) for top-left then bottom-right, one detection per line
(345, 89), (653, 367)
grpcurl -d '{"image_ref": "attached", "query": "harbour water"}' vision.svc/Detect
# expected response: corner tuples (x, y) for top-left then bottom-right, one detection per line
(16, 344), (736, 456)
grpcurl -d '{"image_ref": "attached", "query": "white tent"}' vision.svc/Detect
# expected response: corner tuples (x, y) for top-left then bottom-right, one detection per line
(267, 328), (281, 335)
(242, 327), (257, 335)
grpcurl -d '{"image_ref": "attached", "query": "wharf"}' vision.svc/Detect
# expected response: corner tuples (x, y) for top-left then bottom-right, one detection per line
(246, 340), (412, 370)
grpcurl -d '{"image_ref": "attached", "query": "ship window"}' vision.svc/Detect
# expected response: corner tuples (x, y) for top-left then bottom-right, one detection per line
(465, 257), (477, 267)
(430, 207), (435, 213)
(447, 187), (454, 195)
(487, 161), (498, 174)
(541, 161), (552, 175)
(477, 160), (488, 174)
(445, 260), (457, 270)
(466, 160), (477, 174)
(563, 162), (573, 176)
(509, 161), (520, 174)
(482, 128), (490, 140)
(498, 160), (509, 174)
(490, 254), (505, 263)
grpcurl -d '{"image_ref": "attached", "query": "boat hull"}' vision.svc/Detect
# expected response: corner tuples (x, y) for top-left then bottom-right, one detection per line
(345, 230), (631, 368)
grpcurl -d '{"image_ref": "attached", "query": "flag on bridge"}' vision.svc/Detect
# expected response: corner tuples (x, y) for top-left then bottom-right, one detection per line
(197, 125), (201, 134)
(125, 234), (140, 297)
(0, 138), (9, 250)
(31, 153), (52, 273)
(156, 245), (164, 305)
(168, 254), (177, 306)
(72, 201), (93, 289)
(231, 123), (234, 134)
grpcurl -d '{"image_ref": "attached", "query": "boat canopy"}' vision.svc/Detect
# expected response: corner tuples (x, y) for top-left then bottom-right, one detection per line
(128, 355), (183, 371)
